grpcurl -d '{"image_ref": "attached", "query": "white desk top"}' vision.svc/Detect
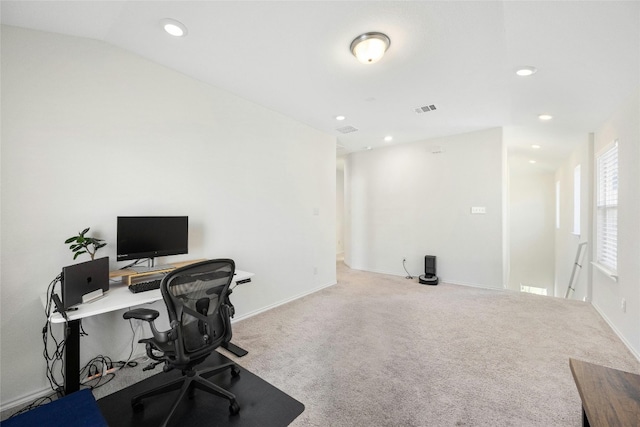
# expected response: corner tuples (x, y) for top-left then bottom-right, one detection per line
(45, 270), (254, 323)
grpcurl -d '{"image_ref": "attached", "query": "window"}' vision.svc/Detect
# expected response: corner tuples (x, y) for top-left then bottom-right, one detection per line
(595, 140), (618, 273)
(556, 181), (560, 230)
(520, 284), (548, 296)
(573, 165), (581, 235)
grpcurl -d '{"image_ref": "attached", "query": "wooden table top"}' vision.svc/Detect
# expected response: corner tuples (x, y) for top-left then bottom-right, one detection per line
(569, 358), (640, 427)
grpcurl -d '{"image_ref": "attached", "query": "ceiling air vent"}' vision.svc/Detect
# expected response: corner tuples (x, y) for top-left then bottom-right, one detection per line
(336, 125), (359, 134)
(414, 104), (437, 114)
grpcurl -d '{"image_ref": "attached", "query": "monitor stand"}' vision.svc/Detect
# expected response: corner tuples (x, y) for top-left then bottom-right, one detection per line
(130, 264), (175, 274)
(82, 289), (105, 304)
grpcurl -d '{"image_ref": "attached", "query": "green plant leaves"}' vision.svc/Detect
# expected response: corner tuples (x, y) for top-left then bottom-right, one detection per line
(64, 227), (107, 261)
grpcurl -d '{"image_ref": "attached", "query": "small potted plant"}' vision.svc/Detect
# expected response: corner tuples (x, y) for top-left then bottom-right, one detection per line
(65, 227), (107, 260)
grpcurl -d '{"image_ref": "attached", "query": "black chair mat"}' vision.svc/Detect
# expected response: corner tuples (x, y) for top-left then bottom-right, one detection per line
(98, 352), (304, 427)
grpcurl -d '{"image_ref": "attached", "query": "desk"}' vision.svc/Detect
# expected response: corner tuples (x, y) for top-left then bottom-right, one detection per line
(569, 358), (640, 427)
(45, 266), (254, 395)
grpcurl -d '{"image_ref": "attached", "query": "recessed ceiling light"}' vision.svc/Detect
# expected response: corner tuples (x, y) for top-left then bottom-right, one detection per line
(384, 136), (393, 142)
(538, 114), (553, 121)
(531, 144), (541, 149)
(529, 160), (537, 164)
(335, 115), (346, 121)
(161, 18), (188, 37)
(365, 146), (373, 150)
(516, 66), (537, 76)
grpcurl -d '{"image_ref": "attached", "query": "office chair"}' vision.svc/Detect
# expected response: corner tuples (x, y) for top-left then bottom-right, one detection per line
(123, 259), (241, 426)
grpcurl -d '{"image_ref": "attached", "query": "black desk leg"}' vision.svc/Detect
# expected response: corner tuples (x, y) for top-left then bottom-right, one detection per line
(222, 342), (248, 357)
(64, 319), (81, 395)
(582, 407), (590, 427)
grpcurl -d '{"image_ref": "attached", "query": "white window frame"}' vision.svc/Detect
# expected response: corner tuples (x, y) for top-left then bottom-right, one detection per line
(572, 164), (581, 235)
(594, 140), (618, 278)
(555, 181), (560, 229)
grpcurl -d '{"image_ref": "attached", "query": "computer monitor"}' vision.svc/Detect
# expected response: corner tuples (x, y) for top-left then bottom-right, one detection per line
(61, 257), (110, 309)
(116, 216), (188, 262)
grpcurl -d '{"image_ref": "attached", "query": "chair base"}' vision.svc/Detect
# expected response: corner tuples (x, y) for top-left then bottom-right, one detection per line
(131, 362), (241, 427)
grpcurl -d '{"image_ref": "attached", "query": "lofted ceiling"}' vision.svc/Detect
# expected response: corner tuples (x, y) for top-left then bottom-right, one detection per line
(2, 1), (639, 172)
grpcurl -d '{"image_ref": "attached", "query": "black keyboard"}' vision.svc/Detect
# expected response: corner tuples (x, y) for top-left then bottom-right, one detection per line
(129, 279), (162, 293)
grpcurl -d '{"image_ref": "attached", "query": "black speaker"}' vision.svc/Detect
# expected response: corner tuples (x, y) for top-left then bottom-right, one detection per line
(419, 255), (439, 285)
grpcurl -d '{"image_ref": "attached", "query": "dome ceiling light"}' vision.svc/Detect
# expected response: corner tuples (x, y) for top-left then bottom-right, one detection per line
(350, 32), (391, 64)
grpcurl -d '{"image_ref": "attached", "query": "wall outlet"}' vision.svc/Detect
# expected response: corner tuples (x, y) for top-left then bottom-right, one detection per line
(621, 298), (626, 313)
(402, 257), (406, 262)
(313, 267), (318, 275)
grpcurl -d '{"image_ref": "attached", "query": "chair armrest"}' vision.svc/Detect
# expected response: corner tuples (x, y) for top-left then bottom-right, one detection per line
(123, 308), (159, 322)
(123, 308), (174, 345)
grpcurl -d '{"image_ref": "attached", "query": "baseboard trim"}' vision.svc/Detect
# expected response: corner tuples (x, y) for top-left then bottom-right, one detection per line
(345, 266), (504, 291)
(0, 385), (54, 416)
(231, 280), (337, 324)
(591, 302), (640, 362)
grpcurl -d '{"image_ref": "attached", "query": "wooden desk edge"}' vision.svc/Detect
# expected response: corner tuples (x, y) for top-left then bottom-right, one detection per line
(109, 258), (207, 278)
(569, 358), (640, 427)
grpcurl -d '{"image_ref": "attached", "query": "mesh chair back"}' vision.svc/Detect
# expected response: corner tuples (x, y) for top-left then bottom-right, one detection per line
(161, 259), (235, 360)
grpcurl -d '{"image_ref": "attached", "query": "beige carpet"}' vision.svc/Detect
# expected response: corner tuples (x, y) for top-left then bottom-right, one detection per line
(86, 262), (640, 426)
(223, 263), (639, 426)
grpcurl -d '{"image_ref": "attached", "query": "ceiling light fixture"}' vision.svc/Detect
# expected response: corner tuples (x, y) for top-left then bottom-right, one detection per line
(161, 18), (188, 37)
(531, 144), (541, 149)
(335, 115), (346, 121)
(350, 32), (390, 64)
(538, 114), (553, 121)
(529, 160), (537, 164)
(384, 136), (393, 142)
(516, 66), (537, 76)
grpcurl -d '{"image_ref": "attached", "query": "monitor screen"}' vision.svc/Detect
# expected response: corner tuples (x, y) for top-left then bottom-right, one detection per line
(117, 216), (188, 261)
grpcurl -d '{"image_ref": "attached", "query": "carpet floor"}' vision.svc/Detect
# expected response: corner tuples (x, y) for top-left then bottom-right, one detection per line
(95, 263), (640, 426)
(225, 263), (640, 426)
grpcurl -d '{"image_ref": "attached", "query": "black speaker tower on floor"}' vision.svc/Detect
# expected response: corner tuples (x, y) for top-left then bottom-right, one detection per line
(419, 255), (439, 285)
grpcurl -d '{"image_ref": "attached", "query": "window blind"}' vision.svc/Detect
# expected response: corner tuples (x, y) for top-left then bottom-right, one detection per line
(596, 141), (618, 272)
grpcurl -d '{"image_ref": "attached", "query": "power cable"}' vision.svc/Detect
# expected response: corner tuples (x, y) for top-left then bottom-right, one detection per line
(403, 258), (414, 279)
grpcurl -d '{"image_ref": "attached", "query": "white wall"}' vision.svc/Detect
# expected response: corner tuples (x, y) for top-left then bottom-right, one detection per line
(508, 171), (555, 294)
(554, 137), (592, 301)
(0, 26), (336, 406)
(591, 90), (640, 358)
(344, 128), (505, 288)
(336, 167), (344, 257)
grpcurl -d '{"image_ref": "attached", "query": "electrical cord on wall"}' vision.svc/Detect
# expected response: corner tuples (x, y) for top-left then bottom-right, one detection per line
(8, 274), (142, 419)
(118, 314), (142, 371)
(403, 258), (414, 279)
(14, 274), (135, 418)
(42, 273), (66, 394)
(7, 391), (60, 419)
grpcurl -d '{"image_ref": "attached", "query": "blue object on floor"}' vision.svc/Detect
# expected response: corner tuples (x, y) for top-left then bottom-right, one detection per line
(2, 389), (107, 427)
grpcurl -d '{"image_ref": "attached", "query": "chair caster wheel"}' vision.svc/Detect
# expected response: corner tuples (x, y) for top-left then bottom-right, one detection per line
(132, 401), (144, 412)
(229, 401), (240, 415)
(231, 366), (240, 378)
